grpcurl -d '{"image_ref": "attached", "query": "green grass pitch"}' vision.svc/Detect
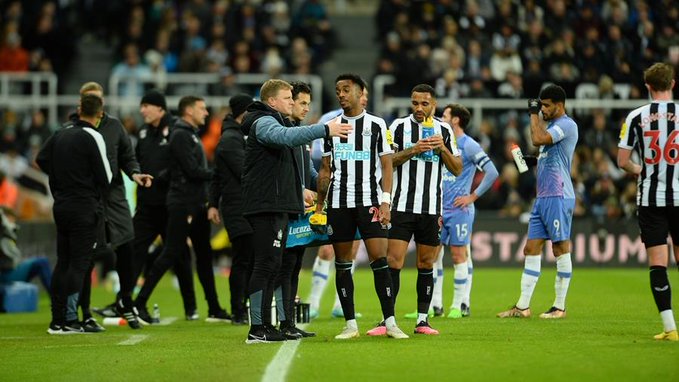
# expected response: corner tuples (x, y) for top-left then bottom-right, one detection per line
(1, 268), (678, 381)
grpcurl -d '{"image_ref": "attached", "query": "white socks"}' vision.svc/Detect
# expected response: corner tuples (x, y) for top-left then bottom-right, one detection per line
(553, 253), (572, 311)
(431, 246), (445, 309)
(464, 244), (473, 307)
(309, 257), (331, 310)
(660, 310), (677, 332)
(517, 255), (541, 310)
(451, 261), (468, 310)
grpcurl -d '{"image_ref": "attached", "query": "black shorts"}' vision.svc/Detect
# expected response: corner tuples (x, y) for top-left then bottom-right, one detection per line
(327, 206), (388, 243)
(638, 206), (679, 248)
(388, 211), (441, 246)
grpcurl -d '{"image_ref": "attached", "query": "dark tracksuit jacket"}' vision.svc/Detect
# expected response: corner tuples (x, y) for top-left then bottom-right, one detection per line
(36, 119), (112, 322)
(133, 113), (196, 312)
(208, 115), (252, 240)
(66, 112), (140, 247)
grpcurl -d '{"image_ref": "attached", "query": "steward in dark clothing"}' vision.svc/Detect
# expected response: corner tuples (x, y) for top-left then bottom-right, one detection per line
(37, 95), (112, 334)
(66, 109), (145, 330)
(208, 111), (252, 324)
(135, 96), (228, 324)
(131, 109), (197, 316)
(240, 92), (337, 342)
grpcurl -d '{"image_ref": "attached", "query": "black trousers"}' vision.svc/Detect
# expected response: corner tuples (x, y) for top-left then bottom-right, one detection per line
(228, 233), (253, 317)
(246, 212), (289, 326)
(137, 204), (220, 313)
(276, 246), (305, 324)
(52, 206), (98, 324)
(132, 204), (196, 313)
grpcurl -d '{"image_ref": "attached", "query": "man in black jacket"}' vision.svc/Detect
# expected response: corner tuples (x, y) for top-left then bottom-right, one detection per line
(208, 93), (253, 325)
(132, 89), (198, 319)
(77, 82), (151, 331)
(276, 81), (318, 339)
(135, 96), (228, 324)
(241, 79), (352, 344)
(37, 94), (112, 334)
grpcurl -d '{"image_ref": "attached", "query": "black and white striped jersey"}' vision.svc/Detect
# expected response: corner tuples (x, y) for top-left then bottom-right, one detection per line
(389, 115), (460, 214)
(323, 110), (393, 208)
(618, 101), (679, 207)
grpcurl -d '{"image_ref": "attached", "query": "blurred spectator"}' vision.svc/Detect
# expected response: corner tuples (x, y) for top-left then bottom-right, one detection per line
(0, 171), (18, 213)
(111, 43), (152, 96)
(0, 27), (29, 72)
(17, 110), (51, 156)
(0, 144), (28, 181)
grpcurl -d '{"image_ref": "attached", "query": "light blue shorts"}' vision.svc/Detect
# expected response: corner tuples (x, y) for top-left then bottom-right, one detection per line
(441, 206), (475, 246)
(527, 197), (575, 242)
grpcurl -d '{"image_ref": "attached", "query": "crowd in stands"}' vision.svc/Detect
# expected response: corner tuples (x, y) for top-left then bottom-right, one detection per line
(105, 0), (336, 96)
(1, 0), (678, 225)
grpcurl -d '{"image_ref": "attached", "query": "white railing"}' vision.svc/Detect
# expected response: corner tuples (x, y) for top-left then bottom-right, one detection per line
(108, 72), (325, 117)
(372, 74), (649, 127)
(0, 72), (58, 126)
(0, 72), (324, 126)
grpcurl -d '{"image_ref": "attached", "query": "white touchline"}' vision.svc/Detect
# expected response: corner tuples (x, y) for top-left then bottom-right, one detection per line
(118, 334), (149, 346)
(158, 317), (178, 326)
(261, 324), (309, 382)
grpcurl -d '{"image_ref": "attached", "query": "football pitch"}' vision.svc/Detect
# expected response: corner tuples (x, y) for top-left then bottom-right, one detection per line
(1, 268), (678, 381)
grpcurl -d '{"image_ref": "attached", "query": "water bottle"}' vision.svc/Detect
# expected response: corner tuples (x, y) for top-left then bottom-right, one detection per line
(102, 317), (127, 326)
(511, 144), (529, 173)
(420, 116), (435, 160)
(152, 303), (160, 321)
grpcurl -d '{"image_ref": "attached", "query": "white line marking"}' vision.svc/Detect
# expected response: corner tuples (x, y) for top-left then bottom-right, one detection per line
(158, 317), (178, 326)
(261, 324), (308, 382)
(44, 344), (99, 349)
(117, 334), (149, 346)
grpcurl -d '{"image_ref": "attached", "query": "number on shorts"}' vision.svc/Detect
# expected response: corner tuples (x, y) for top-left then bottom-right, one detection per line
(369, 206), (380, 222)
(456, 223), (468, 238)
(553, 219), (561, 236)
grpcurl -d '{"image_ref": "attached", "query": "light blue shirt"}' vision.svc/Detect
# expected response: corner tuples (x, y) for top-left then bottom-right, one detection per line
(536, 114), (578, 199)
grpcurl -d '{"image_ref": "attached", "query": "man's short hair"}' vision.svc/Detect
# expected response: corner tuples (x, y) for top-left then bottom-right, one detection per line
(260, 79), (292, 102)
(80, 94), (103, 118)
(539, 84), (567, 104)
(79, 81), (104, 95)
(445, 104), (471, 129)
(290, 81), (312, 100)
(335, 73), (366, 91)
(411, 84), (436, 98)
(644, 62), (675, 92)
(178, 95), (204, 116)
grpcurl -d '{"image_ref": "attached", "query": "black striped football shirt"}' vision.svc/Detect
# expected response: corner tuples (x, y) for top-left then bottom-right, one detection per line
(323, 110), (393, 208)
(389, 115), (459, 214)
(618, 101), (679, 207)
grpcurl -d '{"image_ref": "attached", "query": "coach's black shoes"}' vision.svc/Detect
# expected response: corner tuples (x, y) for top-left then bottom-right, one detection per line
(92, 302), (119, 318)
(47, 322), (84, 335)
(231, 312), (249, 326)
(116, 299), (143, 329)
(206, 309), (232, 323)
(280, 321), (316, 338)
(82, 317), (106, 333)
(135, 304), (160, 325)
(245, 325), (287, 344)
